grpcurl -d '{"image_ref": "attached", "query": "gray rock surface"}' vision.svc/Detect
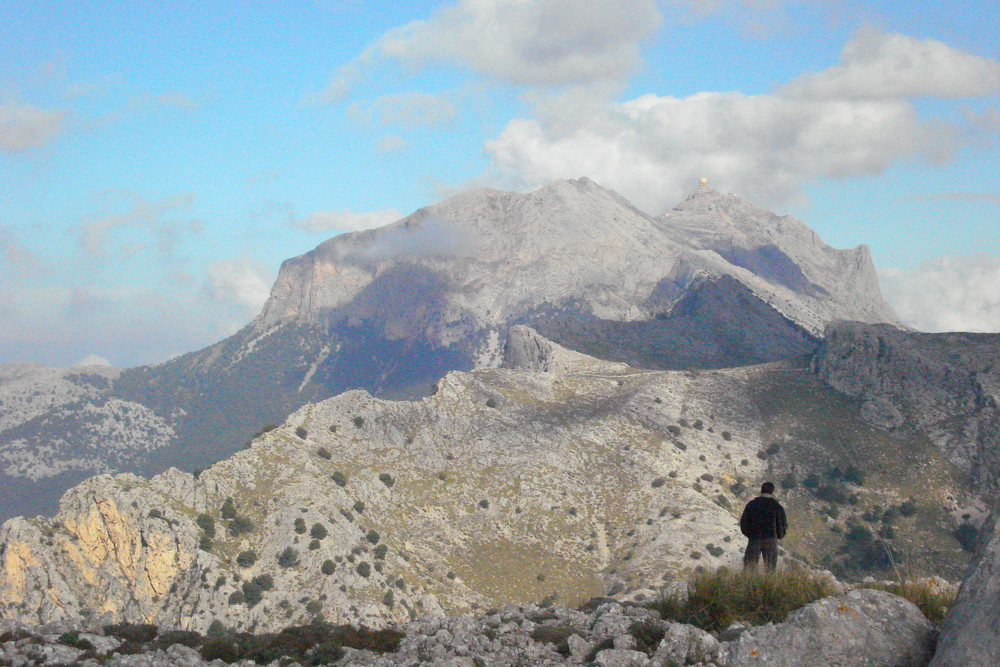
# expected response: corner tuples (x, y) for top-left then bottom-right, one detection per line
(816, 322), (1000, 494)
(930, 513), (1000, 667)
(726, 588), (937, 666)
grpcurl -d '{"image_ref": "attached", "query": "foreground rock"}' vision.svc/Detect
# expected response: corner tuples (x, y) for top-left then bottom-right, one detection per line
(0, 591), (941, 667)
(930, 514), (1000, 667)
(727, 589), (937, 666)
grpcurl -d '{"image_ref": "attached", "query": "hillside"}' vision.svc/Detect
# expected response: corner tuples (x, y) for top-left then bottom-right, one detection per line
(0, 330), (975, 632)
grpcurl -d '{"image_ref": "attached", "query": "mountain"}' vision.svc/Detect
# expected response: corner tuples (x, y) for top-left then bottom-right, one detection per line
(0, 179), (901, 520)
(0, 329), (977, 632)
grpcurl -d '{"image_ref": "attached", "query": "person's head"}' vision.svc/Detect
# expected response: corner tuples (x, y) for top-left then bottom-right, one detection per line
(761, 482), (775, 495)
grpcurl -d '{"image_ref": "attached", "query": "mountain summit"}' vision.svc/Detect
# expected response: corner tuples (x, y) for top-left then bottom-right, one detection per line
(0, 178), (901, 519)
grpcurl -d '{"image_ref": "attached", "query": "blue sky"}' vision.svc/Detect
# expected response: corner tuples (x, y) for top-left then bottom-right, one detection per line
(1, 0), (998, 367)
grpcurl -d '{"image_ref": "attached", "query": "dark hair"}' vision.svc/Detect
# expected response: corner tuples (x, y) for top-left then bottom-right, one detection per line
(761, 482), (775, 494)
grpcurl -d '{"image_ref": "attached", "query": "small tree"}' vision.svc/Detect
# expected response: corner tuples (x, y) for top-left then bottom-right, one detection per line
(220, 498), (237, 520)
(321, 559), (336, 575)
(236, 550), (257, 568)
(277, 546), (299, 568)
(310, 523), (328, 540)
(195, 514), (216, 538)
(294, 518), (307, 534)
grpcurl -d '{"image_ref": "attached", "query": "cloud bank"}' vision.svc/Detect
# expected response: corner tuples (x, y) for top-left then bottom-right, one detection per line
(880, 255), (1000, 333)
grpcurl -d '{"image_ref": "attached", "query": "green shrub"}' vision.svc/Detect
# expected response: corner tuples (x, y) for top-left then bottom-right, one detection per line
(530, 626), (574, 656)
(721, 431), (732, 441)
(331, 471), (347, 487)
(236, 550), (257, 568)
(277, 547), (299, 568)
(367, 530), (381, 544)
(195, 514), (215, 538)
(842, 466), (865, 486)
(147, 509), (163, 519)
(306, 600), (323, 615)
(295, 427), (308, 439)
(322, 559), (336, 575)
(379, 473), (395, 488)
(898, 499), (918, 517)
(220, 498), (237, 520)
(353, 501), (365, 513)
(802, 474), (820, 490)
(485, 397), (498, 408)
(294, 518), (307, 534)
(374, 544), (388, 559)
(813, 484), (850, 505)
(227, 515), (254, 536)
(309, 522), (327, 539)
(650, 566), (837, 633)
(316, 447), (331, 460)
(242, 580), (264, 607)
(309, 539), (321, 550)
(205, 620), (227, 637)
(353, 416), (365, 428)
(199, 535), (213, 552)
(780, 473), (797, 489)
(104, 623), (159, 643)
(651, 477), (666, 488)
(357, 562), (371, 577)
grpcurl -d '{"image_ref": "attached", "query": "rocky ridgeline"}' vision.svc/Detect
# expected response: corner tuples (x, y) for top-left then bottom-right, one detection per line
(816, 322), (1000, 495)
(0, 331), (977, 634)
(0, 590), (938, 666)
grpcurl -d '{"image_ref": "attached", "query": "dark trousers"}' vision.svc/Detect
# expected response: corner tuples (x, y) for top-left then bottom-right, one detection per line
(743, 537), (778, 571)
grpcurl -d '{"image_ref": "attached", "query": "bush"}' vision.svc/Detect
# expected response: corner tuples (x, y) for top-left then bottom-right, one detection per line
(651, 477), (666, 488)
(242, 580), (264, 607)
(842, 466), (865, 486)
(379, 473), (395, 488)
(357, 562), (371, 577)
(780, 473), (797, 490)
(353, 501), (366, 513)
(309, 539), (321, 550)
(294, 518), (307, 534)
(813, 484), (850, 505)
(295, 427), (308, 439)
(802, 474), (820, 490)
(898, 499), (918, 517)
(104, 623), (159, 643)
(310, 522), (328, 539)
(485, 397), (498, 408)
(277, 547), (299, 568)
(199, 535), (213, 552)
(227, 515), (255, 536)
(220, 498), (237, 520)
(366, 530), (381, 544)
(236, 550), (257, 568)
(322, 559), (336, 575)
(353, 416), (365, 428)
(195, 514), (216, 538)
(331, 471), (347, 487)
(147, 509), (164, 519)
(721, 431), (732, 441)
(374, 544), (388, 560)
(649, 566), (838, 633)
(316, 447), (332, 460)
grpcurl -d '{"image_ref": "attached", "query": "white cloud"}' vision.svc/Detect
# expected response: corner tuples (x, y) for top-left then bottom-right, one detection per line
(880, 255), (1000, 333)
(784, 27), (1000, 100)
(295, 209), (404, 233)
(351, 92), (457, 128)
(488, 91), (956, 212)
(205, 256), (275, 312)
(377, 0), (661, 86)
(0, 100), (67, 153)
(485, 28), (999, 213)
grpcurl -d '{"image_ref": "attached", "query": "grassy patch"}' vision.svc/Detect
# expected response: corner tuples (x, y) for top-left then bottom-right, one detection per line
(650, 566), (838, 633)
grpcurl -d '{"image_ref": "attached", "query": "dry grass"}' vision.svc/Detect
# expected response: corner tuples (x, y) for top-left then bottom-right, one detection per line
(860, 578), (956, 625)
(650, 565), (839, 633)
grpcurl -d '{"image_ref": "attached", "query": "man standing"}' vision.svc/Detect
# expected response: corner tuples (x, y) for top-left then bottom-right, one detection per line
(739, 482), (787, 571)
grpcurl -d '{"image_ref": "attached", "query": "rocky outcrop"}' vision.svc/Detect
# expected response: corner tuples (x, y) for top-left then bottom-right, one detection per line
(930, 513), (1000, 666)
(727, 589), (937, 666)
(501, 325), (630, 374)
(815, 321), (1000, 494)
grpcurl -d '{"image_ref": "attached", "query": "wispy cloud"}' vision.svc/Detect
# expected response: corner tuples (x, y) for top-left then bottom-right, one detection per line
(0, 100), (68, 153)
(900, 192), (1000, 204)
(79, 191), (202, 260)
(294, 209), (404, 233)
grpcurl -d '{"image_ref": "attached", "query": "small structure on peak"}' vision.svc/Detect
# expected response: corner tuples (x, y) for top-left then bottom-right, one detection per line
(699, 177), (709, 186)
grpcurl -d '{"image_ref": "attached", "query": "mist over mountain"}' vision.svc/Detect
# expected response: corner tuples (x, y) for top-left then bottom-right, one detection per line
(0, 179), (901, 521)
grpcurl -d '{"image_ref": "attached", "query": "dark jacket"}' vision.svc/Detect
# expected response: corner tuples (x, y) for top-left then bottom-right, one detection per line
(740, 495), (787, 540)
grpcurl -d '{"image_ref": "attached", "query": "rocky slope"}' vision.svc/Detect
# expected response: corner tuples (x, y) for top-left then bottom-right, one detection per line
(816, 321), (1000, 497)
(0, 333), (975, 633)
(0, 179), (898, 521)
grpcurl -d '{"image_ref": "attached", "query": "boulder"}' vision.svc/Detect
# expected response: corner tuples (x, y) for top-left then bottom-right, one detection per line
(726, 588), (936, 666)
(930, 514), (1000, 667)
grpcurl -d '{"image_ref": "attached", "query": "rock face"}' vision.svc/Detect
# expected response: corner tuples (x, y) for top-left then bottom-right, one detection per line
(0, 338), (974, 631)
(726, 588), (937, 666)
(816, 322), (1000, 494)
(931, 513), (1000, 666)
